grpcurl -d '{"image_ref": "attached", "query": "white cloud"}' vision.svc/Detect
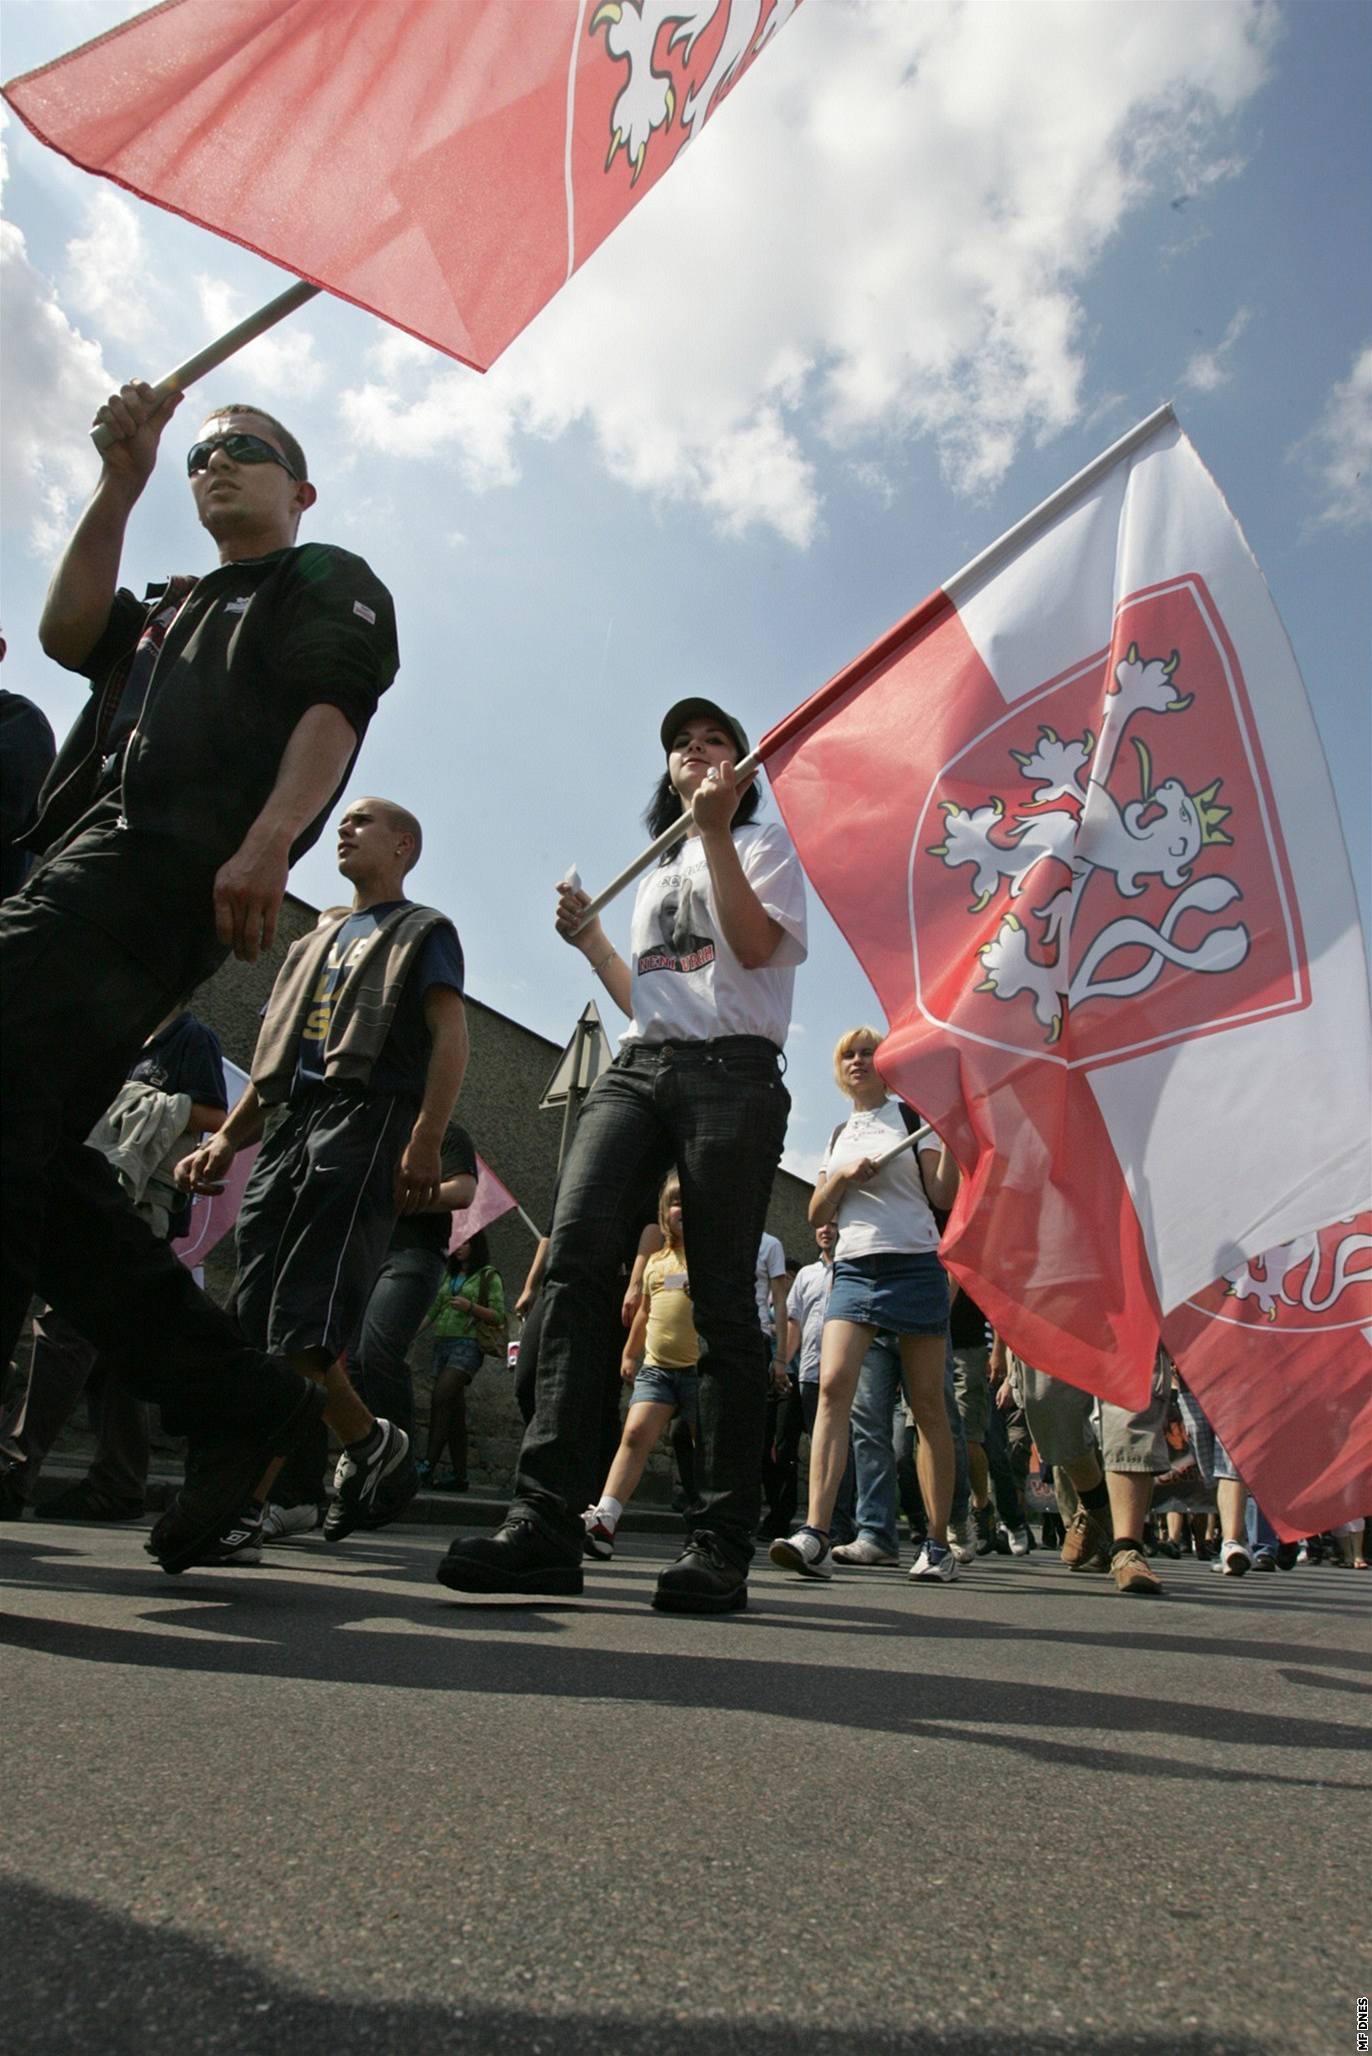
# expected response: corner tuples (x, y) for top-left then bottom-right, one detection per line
(63, 188), (155, 346)
(0, 122), (111, 555)
(1297, 342), (1372, 532)
(194, 274), (325, 404)
(1181, 305), (1252, 391)
(340, 0), (1275, 543)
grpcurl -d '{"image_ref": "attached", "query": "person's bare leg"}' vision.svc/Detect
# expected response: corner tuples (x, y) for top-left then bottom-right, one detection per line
(900, 1335), (953, 1544)
(966, 1440), (990, 1507)
(1217, 1477), (1248, 1544)
(804, 1321), (871, 1533)
(1106, 1470), (1153, 1547)
(250, 1349), (369, 1503)
(601, 1401), (674, 1509)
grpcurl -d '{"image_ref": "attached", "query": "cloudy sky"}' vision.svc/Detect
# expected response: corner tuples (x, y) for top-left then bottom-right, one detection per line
(2, 0), (1368, 1190)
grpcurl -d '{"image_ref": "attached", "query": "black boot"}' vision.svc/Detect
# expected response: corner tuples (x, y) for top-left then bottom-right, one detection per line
(653, 1532), (747, 1615)
(436, 1518), (583, 1596)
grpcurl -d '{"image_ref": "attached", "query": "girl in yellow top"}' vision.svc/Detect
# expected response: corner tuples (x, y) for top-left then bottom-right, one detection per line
(583, 1173), (697, 1560)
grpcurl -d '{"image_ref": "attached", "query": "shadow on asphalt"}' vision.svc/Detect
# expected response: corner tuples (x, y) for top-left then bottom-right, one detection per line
(4, 1875), (1272, 2056)
(1, 1538), (1368, 1795)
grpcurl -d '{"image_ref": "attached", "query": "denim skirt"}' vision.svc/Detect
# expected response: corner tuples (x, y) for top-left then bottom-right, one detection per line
(432, 1335), (483, 1380)
(826, 1250), (948, 1337)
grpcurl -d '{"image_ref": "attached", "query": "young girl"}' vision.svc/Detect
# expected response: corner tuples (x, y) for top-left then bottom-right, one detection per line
(582, 1172), (698, 1559)
(421, 1234), (504, 1490)
(771, 1025), (960, 1584)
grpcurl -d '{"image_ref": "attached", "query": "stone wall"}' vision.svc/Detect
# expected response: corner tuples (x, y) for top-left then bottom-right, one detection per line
(193, 892), (817, 1493)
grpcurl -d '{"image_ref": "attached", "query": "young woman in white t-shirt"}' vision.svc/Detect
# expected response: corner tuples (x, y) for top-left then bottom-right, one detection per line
(771, 1025), (961, 1584)
(437, 696), (807, 1616)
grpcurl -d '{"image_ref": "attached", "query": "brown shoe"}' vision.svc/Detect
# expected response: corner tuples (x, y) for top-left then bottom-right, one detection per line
(1061, 1506), (1111, 1571)
(1112, 1545), (1163, 1596)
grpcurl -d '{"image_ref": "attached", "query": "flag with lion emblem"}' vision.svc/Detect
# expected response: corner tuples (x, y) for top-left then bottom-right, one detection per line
(3, 0), (801, 372)
(762, 406), (1372, 1433)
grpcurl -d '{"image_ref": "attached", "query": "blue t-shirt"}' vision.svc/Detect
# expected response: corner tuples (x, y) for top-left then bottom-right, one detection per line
(294, 901), (465, 1100)
(127, 1011), (228, 1240)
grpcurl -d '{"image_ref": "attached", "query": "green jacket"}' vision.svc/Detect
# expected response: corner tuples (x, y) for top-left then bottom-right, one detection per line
(428, 1265), (504, 1341)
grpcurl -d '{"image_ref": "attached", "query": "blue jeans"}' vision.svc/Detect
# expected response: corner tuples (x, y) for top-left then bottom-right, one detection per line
(849, 1333), (968, 1547)
(947, 1341), (970, 1521)
(1246, 1497), (1280, 1557)
(850, 1332), (903, 1556)
(512, 1037), (790, 1568)
(352, 1244), (447, 1440)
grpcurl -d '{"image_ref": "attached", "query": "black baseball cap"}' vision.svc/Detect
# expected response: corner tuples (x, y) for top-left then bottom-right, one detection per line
(659, 697), (750, 760)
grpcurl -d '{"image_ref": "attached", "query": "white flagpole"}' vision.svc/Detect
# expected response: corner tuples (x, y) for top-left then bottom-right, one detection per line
(90, 279), (322, 450)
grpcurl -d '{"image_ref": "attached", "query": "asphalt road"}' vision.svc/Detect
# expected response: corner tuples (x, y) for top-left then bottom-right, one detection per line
(2, 1519), (1367, 2056)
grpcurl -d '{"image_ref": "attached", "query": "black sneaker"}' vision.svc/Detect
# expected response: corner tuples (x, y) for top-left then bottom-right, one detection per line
(148, 1384), (326, 1576)
(973, 1502), (996, 1556)
(1275, 1541), (1300, 1571)
(436, 1519), (584, 1596)
(353, 1447), (420, 1532)
(653, 1532), (747, 1615)
(39, 1479), (144, 1522)
(323, 1419), (411, 1543)
(178, 1504), (264, 1569)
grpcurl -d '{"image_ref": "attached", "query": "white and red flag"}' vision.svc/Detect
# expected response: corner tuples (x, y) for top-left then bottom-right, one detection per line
(762, 405), (1372, 1419)
(3, 0), (801, 371)
(1162, 1213), (1372, 1539)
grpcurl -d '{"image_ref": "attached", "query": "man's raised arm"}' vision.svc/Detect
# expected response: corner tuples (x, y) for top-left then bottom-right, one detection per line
(39, 381), (182, 670)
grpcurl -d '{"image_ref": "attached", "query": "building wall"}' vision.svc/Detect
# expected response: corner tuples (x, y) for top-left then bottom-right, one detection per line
(194, 892), (818, 1493)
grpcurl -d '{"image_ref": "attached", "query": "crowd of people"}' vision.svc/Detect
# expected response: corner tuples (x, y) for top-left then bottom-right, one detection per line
(1, 379), (1363, 1607)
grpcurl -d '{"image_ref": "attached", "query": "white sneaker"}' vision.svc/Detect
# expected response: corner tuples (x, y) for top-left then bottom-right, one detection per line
(948, 1514), (977, 1564)
(581, 1507), (616, 1561)
(768, 1528), (834, 1579)
(1220, 1538), (1251, 1577)
(830, 1537), (900, 1567)
(1007, 1525), (1031, 1556)
(909, 1540), (958, 1582)
(260, 1501), (320, 1542)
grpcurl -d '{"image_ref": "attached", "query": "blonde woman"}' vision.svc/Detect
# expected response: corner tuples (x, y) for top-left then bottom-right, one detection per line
(771, 1026), (960, 1583)
(582, 1171), (697, 1559)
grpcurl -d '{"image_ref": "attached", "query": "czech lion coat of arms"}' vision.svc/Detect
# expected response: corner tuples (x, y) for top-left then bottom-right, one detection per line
(911, 576), (1308, 1070)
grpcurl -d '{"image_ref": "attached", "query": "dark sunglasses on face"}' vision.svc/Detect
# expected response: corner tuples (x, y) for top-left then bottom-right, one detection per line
(186, 431), (300, 480)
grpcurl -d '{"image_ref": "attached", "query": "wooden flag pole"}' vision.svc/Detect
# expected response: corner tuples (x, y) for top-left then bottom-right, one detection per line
(572, 749), (762, 933)
(91, 278), (322, 450)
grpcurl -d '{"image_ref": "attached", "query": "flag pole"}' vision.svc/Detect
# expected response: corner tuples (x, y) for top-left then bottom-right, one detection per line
(91, 278), (322, 450)
(572, 749), (761, 931)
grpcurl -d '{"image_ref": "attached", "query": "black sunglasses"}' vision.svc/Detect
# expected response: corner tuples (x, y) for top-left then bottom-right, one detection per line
(186, 430), (300, 480)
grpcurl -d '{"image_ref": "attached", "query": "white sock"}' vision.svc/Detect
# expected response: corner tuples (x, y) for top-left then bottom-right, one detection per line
(595, 1495), (623, 1529)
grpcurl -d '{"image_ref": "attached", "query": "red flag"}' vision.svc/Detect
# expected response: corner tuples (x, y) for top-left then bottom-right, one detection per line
(1163, 1215), (1372, 1539)
(761, 409), (1372, 1411)
(449, 1154), (519, 1250)
(3, 0), (801, 372)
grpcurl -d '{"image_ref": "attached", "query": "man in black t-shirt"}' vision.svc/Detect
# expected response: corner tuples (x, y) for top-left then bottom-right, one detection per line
(0, 380), (399, 1570)
(178, 798), (469, 1554)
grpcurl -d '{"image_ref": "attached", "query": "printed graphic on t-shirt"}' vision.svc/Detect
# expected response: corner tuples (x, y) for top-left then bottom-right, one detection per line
(637, 869), (716, 977)
(299, 923), (375, 1072)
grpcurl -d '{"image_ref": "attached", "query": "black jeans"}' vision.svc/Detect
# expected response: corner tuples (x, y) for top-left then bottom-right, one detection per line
(0, 891), (313, 1448)
(351, 1245), (447, 1441)
(512, 1037), (790, 1568)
